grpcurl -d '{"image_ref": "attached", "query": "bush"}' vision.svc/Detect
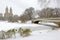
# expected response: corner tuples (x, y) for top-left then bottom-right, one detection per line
(18, 28), (31, 37)
(5, 29), (17, 38)
(54, 22), (60, 28)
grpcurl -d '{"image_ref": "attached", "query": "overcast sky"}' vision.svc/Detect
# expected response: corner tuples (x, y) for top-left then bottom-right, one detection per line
(0, 0), (59, 16)
(0, 0), (39, 16)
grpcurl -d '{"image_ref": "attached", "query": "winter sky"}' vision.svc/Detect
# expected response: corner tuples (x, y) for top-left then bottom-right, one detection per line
(0, 0), (39, 16)
(0, 0), (59, 16)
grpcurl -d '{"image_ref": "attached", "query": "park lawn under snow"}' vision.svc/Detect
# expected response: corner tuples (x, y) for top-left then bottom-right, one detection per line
(0, 21), (53, 31)
(7, 29), (60, 40)
(0, 21), (60, 40)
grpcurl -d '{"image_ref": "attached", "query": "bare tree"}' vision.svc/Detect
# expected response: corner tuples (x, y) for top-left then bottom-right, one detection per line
(19, 15), (29, 23)
(25, 7), (35, 20)
(19, 7), (35, 23)
(38, 8), (54, 18)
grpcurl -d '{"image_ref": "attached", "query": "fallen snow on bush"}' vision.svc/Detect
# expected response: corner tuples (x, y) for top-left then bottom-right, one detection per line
(6, 29), (60, 40)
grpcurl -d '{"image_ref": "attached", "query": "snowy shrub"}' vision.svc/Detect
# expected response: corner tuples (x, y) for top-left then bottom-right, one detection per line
(18, 28), (31, 37)
(0, 31), (5, 39)
(5, 29), (17, 38)
(18, 27), (24, 36)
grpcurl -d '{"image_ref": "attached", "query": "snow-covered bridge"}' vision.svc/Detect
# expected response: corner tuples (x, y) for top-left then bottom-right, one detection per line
(32, 18), (60, 27)
(32, 19), (60, 22)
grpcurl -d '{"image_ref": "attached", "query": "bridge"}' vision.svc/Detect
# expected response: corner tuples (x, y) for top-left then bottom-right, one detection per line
(32, 18), (60, 28)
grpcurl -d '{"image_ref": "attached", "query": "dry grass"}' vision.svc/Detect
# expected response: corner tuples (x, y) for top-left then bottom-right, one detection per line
(54, 22), (60, 28)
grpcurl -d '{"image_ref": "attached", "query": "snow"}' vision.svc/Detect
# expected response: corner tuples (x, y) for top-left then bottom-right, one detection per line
(0, 21), (53, 31)
(6, 29), (60, 40)
(0, 21), (60, 40)
(26, 21), (32, 24)
(39, 22), (58, 27)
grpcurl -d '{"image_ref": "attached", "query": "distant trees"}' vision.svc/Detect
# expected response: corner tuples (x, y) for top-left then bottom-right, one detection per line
(19, 7), (35, 23)
(19, 15), (29, 23)
(19, 7), (60, 23)
(1, 7), (60, 23)
(25, 7), (35, 19)
(8, 16), (13, 22)
(0, 13), (4, 20)
(13, 15), (19, 22)
(38, 8), (60, 18)
(8, 15), (19, 22)
(38, 8), (54, 18)
(53, 8), (60, 17)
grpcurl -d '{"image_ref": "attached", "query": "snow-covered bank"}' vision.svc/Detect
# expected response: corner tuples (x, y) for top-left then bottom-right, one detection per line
(6, 28), (60, 40)
(0, 21), (53, 31)
(0, 21), (60, 40)
(39, 22), (58, 27)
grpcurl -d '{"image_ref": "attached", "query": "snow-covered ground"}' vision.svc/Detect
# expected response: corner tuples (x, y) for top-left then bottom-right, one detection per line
(0, 21), (60, 40)
(0, 21), (53, 31)
(6, 29), (60, 40)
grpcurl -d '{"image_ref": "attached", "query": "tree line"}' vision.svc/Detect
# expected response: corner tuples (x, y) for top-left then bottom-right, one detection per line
(19, 7), (60, 23)
(0, 7), (60, 23)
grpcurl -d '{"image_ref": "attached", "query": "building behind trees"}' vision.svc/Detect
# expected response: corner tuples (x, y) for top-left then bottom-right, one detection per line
(4, 7), (13, 20)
